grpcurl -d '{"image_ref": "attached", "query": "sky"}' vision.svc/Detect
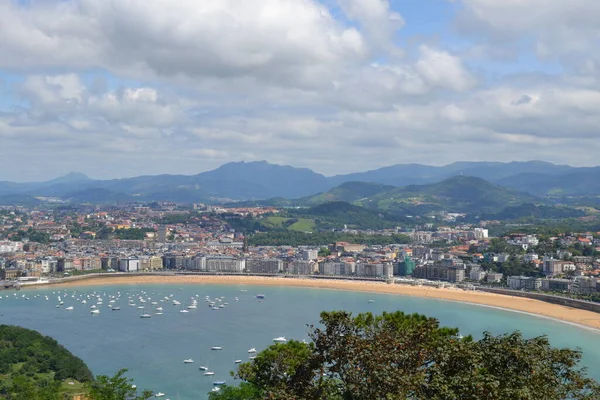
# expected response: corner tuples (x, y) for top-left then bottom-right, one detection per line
(1, 0), (600, 182)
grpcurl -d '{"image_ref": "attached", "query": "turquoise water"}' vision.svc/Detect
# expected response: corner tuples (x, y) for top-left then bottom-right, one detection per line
(1, 283), (600, 400)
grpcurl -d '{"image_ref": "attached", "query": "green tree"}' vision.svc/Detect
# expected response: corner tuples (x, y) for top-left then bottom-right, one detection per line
(87, 369), (153, 400)
(212, 311), (600, 400)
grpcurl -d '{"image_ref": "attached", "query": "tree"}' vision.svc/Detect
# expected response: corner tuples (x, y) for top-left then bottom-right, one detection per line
(86, 369), (153, 400)
(212, 311), (600, 400)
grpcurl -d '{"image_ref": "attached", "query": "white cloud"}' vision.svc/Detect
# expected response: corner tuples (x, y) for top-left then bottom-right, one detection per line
(415, 46), (476, 91)
(0, 0), (367, 88)
(337, 0), (404, 54)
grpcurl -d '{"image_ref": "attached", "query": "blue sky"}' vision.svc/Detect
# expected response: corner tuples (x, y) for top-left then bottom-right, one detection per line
(1, 0), (599, 181)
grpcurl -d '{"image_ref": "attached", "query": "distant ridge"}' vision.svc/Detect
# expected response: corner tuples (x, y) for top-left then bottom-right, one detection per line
(0, 160), (599, 203)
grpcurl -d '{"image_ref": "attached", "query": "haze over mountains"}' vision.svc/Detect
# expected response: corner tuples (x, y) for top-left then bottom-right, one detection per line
(1, 160), (600, 206)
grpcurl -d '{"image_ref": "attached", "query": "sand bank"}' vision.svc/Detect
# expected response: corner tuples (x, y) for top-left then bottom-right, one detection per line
(54, 275), (600, 331)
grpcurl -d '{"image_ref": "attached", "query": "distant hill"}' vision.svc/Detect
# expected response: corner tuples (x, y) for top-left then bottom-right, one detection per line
(361, 176), (539, 214)
(302, 182), (395, 205)
(2, 160), (600, 203)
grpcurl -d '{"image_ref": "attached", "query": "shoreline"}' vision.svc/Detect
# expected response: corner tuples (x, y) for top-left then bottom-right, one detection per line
(49, 274), (600, 331)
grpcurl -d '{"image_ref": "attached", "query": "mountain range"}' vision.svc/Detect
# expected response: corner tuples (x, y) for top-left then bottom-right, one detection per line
(1, 160), (600, 206)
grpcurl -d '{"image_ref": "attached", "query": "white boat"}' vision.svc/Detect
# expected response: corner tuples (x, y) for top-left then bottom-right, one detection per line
(91, 309), (100, 314)
(140, 314), (152, 318)
(249, 356), (256, 360)
(211, 346), (222, 350)
(368, 300), (375, 303)
(248, 348), (256, 353)
(155, 392), (165, 397)
(90, 305), (97, 309)
(198, 366), (208, 371)
(204, 371), (215, 376)
(273, 337), (287, 343)
(173, 300), (181, 305)
(180, 310), (189, 313)
(187, 305), (197, 309)
(156, 307), (163, 311)
(137, 306), (145, 309)
(155, 312), (163, 315)
(66, 306), (74, 311)
(234, 360), (242, 364)
(183, 359), (194, 364)
(211, 387), (220, 392)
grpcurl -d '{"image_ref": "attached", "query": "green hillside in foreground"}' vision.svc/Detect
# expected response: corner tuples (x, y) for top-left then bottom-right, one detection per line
(0, 325), (93, 399)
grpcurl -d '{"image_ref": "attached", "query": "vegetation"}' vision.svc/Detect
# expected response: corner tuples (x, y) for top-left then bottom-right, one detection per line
(86, 369), (152, 400)
(0, 326), (151, 400)
(8, 228), (51, 244)
(0, 325), (93, 399)
(248, 231), (411, 247)
(210, 311), (600, 400)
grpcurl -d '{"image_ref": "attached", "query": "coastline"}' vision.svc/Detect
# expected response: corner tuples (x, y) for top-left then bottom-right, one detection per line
(51, 274), (600, 331)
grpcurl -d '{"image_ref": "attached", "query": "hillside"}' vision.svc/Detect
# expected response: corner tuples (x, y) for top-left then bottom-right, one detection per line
(362, 176), (539, 214)
(0, 325), (93, 398)
(302, 182), (395, 205)
(3, 160), (600, 203)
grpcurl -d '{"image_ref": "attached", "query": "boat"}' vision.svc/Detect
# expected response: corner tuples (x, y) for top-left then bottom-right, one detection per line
(256, 294), (265, 299)
(234, 360), (242, 364)
(211, 387), (220, 393)
(204, 371), (215, 376)
(137, 306), (145, 309)
(155, 392), (165, 397)
(273, 337), (287, 343)
(180, 310), (189, 313)
(156, 307), (163, 311)
(140, 313), (152, 318)
(187, 305), (197, 309)
(183, 359), (194, 364)
(213, 381), (226, 386)
(112, 307), (121, 311)
(211, 346), (222, 350)
(90, 305), (97, 309)
(248, 348), (256, 353)
(249, 356), (256, 360)
(198, 366), (208, 371)
(65, 306), (74, 311)
(155, 312), (163, 315)
(173, 300), (181, 305)
(90, 309), (100, 314)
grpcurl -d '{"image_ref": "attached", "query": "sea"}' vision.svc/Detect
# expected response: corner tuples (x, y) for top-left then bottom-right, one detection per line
(1, 283), (600, 400)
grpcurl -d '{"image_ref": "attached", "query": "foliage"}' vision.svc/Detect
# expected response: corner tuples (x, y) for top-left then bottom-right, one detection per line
(86, 369), (153, 400)
(248, 231), (411, 247)
(212, 311), (600, 400)
(0, 325), (93, 399)
(113, 228), (155, 240)
(8, 228), (51, 244)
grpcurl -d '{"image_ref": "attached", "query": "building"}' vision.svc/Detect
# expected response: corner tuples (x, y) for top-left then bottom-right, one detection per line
(355, 263), (384, 277)
(507, 276), (542, 290)
(157, 225), (167, 242)
(574, 276), (597, 295)
(288, 260), (315, 275)
(320, 262), (354, 276)
(469, 266), (486, 281)
(395, 256), (416, 276)
(413, 264), (448, 281)
(119, 257), (140, 272)
(302, 249), (318, 261)
(540, 278), (573, 292)
(1, 268), (19, 280)
(205, 257), (245, 273)
(447, 266), (465, 282)
(246, 259), (283, 274)
(486, 272), (503, 283)
(56, 258), (74, 272)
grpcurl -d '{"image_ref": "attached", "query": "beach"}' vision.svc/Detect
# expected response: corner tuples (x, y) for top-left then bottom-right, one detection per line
(54, 274), (600, 331)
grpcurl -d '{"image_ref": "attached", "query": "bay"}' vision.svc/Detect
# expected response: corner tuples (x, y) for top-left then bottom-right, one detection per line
(1, 283), (600, 400)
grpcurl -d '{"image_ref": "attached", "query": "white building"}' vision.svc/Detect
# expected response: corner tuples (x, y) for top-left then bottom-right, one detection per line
(119, 257), (140, 272)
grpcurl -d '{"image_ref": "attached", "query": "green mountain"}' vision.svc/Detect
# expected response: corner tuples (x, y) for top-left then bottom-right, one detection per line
(360, 176), (539, 214)
(303, 182), (395, 205)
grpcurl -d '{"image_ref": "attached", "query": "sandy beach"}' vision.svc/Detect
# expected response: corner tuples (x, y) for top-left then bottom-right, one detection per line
(55, 275), (600, 331)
